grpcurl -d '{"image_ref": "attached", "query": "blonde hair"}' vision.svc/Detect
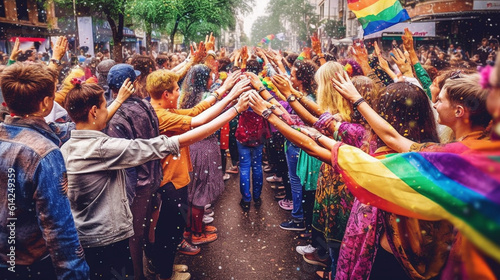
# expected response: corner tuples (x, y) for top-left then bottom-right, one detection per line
(55, 68), (85, 105)
(443, 73), (491, 127)
(146, 69), (179, 100)
(315, 61), (352, 122)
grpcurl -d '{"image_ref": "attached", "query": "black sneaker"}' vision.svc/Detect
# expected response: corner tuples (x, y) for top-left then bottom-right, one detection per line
(239, 199), (250, 210)
(280, 219), (306, 231)
(254, 197), (262, 207)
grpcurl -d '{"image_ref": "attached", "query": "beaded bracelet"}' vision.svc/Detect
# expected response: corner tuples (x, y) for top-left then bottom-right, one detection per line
(262, 108), (272, 119)
(352, 97), (366, 109)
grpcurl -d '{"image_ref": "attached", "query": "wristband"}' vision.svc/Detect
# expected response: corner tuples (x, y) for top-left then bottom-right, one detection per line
(207, 50), (216, 58)
(258, 86), (266, 94)
(286, 95), (297, 102)
(50, 58), (62, 66)
(314, 134), (323, 142)
(352, 97), (365, 109)
(266, 96), (276, 102)
(233, 106), (240, 115)
(262, 108), (272, 119)
(211, 92), (220, 100)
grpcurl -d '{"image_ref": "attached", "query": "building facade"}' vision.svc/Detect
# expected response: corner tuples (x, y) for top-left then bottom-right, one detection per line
(0, 0), (58, 53)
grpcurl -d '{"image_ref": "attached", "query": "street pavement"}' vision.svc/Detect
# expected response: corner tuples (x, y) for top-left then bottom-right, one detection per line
(176, 170), (321, 280)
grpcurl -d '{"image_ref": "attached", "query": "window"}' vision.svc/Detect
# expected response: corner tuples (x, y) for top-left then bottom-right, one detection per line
(16, 0), (29, 21)
(37, 0), (47, 23)
(320, 3), (325, 19)
(0, 0), (5, 18)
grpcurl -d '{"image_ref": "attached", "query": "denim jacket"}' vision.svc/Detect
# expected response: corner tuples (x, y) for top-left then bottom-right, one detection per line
(0, 116), (89, 279)
(61, 130), (179, 248)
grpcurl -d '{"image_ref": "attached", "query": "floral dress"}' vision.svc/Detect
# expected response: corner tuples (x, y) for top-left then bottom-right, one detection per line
(312, 122), (373, 242)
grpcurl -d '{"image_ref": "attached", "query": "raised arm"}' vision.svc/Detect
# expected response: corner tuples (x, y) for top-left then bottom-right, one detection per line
(311, 33), (326, 66)
(7, 38), (22, 65)
(374, 41), (397, 81)
(48, 36), (68, 72)
(172, 42), (206, 79)
(332, 71), (415, 153)
(106, 78), (134, 122)
(402, 28), (433, 99)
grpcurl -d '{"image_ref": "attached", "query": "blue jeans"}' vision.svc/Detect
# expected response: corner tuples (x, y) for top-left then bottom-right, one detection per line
(286, 141), (303, 220)
(237, 142), (263, 202)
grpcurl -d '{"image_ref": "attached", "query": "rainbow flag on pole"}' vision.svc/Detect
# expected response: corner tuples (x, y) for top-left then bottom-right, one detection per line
(348, 0), (410, 36)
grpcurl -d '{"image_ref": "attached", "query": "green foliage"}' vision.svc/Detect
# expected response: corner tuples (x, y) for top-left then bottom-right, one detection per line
(250, 15), (282, 46)
(125, 0), (250, 49)
(322, 19), (346, 39)
(251, 0), (317, 47)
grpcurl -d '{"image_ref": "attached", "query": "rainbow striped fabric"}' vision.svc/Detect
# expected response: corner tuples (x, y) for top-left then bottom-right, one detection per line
(348, 0), (410, 36)
(332, 140), (500, 263)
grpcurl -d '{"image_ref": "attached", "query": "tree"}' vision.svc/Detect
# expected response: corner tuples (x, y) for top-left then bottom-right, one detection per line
(250, 15), (283, 47)
(322, 19), (346, 39)
(55, 0), (128, 62)
(127, 0), (174, 53)
(163, 0), (245, 51)
(251, 0), (316, 50)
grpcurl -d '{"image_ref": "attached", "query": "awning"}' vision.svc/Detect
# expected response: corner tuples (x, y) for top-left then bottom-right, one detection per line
(9, 37), (46, 43)
(363, 22), (436, 40)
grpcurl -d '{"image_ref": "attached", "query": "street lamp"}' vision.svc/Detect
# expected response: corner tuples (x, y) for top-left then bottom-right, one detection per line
(73, 0), (79, 53)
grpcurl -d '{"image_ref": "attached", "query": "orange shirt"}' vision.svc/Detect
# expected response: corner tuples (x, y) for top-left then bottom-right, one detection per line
(152, 100), (211, 189)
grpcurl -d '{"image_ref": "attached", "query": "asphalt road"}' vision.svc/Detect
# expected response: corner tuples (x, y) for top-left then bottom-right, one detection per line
(176, 170), (321, 280)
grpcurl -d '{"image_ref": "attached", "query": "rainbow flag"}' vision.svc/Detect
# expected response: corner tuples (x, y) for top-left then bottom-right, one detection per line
(348, 0), (410, 36)
(332, 140), (500, 263)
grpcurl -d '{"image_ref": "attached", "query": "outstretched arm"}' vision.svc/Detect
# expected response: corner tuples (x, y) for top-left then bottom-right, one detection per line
(332, 71), (415, 153)
(179, 92), (250, 147)
(272, 74), (324, 122)
(191, 77), (251, 127)
(248, 91), (332, 163)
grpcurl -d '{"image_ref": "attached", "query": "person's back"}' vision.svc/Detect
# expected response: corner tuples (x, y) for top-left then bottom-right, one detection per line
(0, 62), (89, 279)
(105, 66), (161, 279)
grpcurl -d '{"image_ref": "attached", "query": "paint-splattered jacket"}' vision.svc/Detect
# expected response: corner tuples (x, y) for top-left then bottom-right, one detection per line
(0, 116), (89, 279)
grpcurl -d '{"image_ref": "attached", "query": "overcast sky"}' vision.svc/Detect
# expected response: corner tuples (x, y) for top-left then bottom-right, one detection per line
(243, 0), (270, 39)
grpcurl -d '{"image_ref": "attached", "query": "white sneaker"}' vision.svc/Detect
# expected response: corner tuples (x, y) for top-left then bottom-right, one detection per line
(203, 215), (214, 224)
(204, 204), (212, 210)
(223, 173), (230, 181)
(266, 175), (283, 183)
(296, 244), (317, 255)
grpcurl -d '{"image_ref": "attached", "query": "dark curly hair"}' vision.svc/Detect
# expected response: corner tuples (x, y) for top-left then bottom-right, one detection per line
(293, 59), (318, 95)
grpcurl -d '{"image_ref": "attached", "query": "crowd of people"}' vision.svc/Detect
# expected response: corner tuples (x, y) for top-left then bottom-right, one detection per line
(0, 27), (499, 280)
